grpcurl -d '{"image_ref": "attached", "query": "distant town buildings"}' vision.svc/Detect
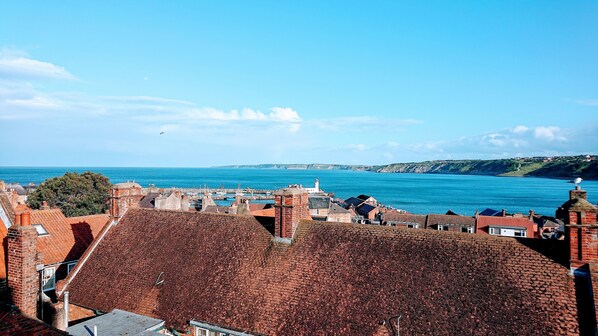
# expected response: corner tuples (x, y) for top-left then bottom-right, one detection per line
(0, 178), (596, 334)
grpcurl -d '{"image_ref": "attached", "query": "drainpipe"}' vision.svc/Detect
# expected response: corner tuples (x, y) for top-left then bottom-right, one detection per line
(64, 291), (69, 329)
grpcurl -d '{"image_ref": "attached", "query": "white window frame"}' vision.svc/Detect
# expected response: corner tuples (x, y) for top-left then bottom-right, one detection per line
(437, 225), (448, 231)
(461, 226), (474, 233)
(42, 267), (56, 291)
(195, 327), (208, 336)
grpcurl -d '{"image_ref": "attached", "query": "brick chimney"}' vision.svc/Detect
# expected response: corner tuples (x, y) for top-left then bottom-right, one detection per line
(274, 186), (309, 240)
(7, 211), (39, 317)
(557, 187), (598, 270)
(40, 201), (50, 210)
(110, 182), (142, 221)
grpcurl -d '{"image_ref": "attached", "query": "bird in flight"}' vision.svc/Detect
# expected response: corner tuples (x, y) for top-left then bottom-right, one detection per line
(160, 131), (165, 135)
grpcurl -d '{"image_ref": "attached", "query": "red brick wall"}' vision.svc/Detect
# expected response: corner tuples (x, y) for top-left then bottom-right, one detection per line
(7, 224), (39, 317)
(274, 190), (309, 239)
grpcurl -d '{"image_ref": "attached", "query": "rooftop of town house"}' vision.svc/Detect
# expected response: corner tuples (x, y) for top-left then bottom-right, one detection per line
(30, 209), (110, 265)
(426, 213), (475, 227)
(67, 309), (164, 336)
(0, 303), (66, 335)
(62, 208), (579, 335)
(307, 196), (330, 210)
(328, 202), (350, 214)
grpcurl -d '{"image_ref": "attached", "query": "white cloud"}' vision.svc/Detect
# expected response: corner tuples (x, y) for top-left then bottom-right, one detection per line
(512, 125), (529, 134)
(269, 107), (301, 122)
(575, 99), (598, 106)
(0, 52), (76, 80)
(534, 126), (566, 141)
(6, 96), (62, 109)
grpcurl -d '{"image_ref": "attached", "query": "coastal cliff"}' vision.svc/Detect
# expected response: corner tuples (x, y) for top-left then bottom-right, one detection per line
(220, 155), (598, 180)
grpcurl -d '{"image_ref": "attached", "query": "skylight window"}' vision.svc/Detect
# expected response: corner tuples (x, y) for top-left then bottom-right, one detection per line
(32, 224), (49, 236)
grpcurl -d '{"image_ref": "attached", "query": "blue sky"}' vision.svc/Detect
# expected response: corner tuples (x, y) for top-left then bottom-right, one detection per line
(0, 1), (596, 167)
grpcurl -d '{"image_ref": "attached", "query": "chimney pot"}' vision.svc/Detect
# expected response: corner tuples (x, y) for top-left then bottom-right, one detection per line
(21, 212), (31, 226)
(14, 213), (22, 226)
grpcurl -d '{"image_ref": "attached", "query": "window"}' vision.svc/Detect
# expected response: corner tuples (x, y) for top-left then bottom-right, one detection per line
(194, 327), (230, 336)
(42, 267), (56, 291)
(513, 230), (526, 237)
(32, 224), (49, 236)
(489, 227), (526, 237)
(67, 262), (77, 274)
(407, 224), (418, 229)
(461, 227), (474, 233)
(437, 225), (448, 231)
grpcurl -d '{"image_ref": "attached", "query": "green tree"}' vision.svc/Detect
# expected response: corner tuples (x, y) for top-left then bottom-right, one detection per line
(27, 172), (111, 217)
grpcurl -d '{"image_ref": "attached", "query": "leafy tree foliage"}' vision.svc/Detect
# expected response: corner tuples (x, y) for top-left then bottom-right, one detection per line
(28, 172), (111, 217)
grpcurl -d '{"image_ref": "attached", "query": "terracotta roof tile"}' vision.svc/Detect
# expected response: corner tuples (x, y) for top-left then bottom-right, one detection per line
(64, 209), (580, 335)
(250, 207), (275, 217)
(32, 210), (110, 265)
(0, 303), (66, 335)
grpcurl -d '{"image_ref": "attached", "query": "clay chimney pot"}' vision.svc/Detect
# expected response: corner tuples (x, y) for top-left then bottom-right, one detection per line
(21, 212), (31, 226)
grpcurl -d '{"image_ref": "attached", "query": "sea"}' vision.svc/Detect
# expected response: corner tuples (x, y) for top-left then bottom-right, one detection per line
(1, 167), (597, 217)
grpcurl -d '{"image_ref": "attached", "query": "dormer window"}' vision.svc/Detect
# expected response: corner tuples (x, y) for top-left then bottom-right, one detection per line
(32, 224), (49, 236)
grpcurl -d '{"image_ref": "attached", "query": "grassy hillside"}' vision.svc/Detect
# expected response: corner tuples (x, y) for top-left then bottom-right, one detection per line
(217, 156), (597, 180)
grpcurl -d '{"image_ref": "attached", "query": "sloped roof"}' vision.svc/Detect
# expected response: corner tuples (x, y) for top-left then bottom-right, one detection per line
(477, 216), (535, 229)
(308, 197), (330, 210)
(383, 212), (427, 226)
(64, 209), (579, 335)
(328, 203), (349, 214)
(139, 193), (159, 209)
(355, 203), (376, 217)
(344, 197), (364, 208)
(32, 210), (110, 265)
(427, 214), (475, 227)
(0, 303), (66, 335)
(479, 208), (502, 216)
(250, 207), (275, 217)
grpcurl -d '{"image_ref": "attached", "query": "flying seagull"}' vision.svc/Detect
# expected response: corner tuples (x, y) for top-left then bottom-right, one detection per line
(160, 131), (165, 135)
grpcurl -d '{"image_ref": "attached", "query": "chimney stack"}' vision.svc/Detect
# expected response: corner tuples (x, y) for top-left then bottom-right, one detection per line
(41, 201), (50, 210)
(7, 211), (39, 317)
(274, 186), (309, 240)
(557, 188), (598, 270)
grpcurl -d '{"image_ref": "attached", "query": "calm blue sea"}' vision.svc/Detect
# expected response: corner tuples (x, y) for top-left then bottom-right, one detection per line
(1, 167), (596, 216)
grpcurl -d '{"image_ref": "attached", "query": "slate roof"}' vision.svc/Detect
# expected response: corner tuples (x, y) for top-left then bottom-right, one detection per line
(383, 212), (427, 227)
(479, 208), (502, 217)
(31, 209), (110, 265)
(67, 309), (164, 335)
(356, 194), (372, 201)
(63, 209), (579, 335)
(308, 197), (330, 210)
(427, 214), (475, 227)
(328, 203), (350, 214)
(344, 197), (364, 208)
(355, 203), (376, 217)
(139, 193), (160, 209)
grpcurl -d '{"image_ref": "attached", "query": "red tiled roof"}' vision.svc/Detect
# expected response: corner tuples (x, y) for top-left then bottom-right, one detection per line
(31, 210), (110, 265)
(64, 209), (579, 335)
(250, 207), (275, 217)
(14, 204), (31, 212)
(0, 304), (66, 335)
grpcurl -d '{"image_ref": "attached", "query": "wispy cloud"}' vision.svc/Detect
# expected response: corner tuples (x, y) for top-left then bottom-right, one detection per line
(0, 49), (76, 81)
(574, 99), (598, 107)
(308, 116), (422, 132)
